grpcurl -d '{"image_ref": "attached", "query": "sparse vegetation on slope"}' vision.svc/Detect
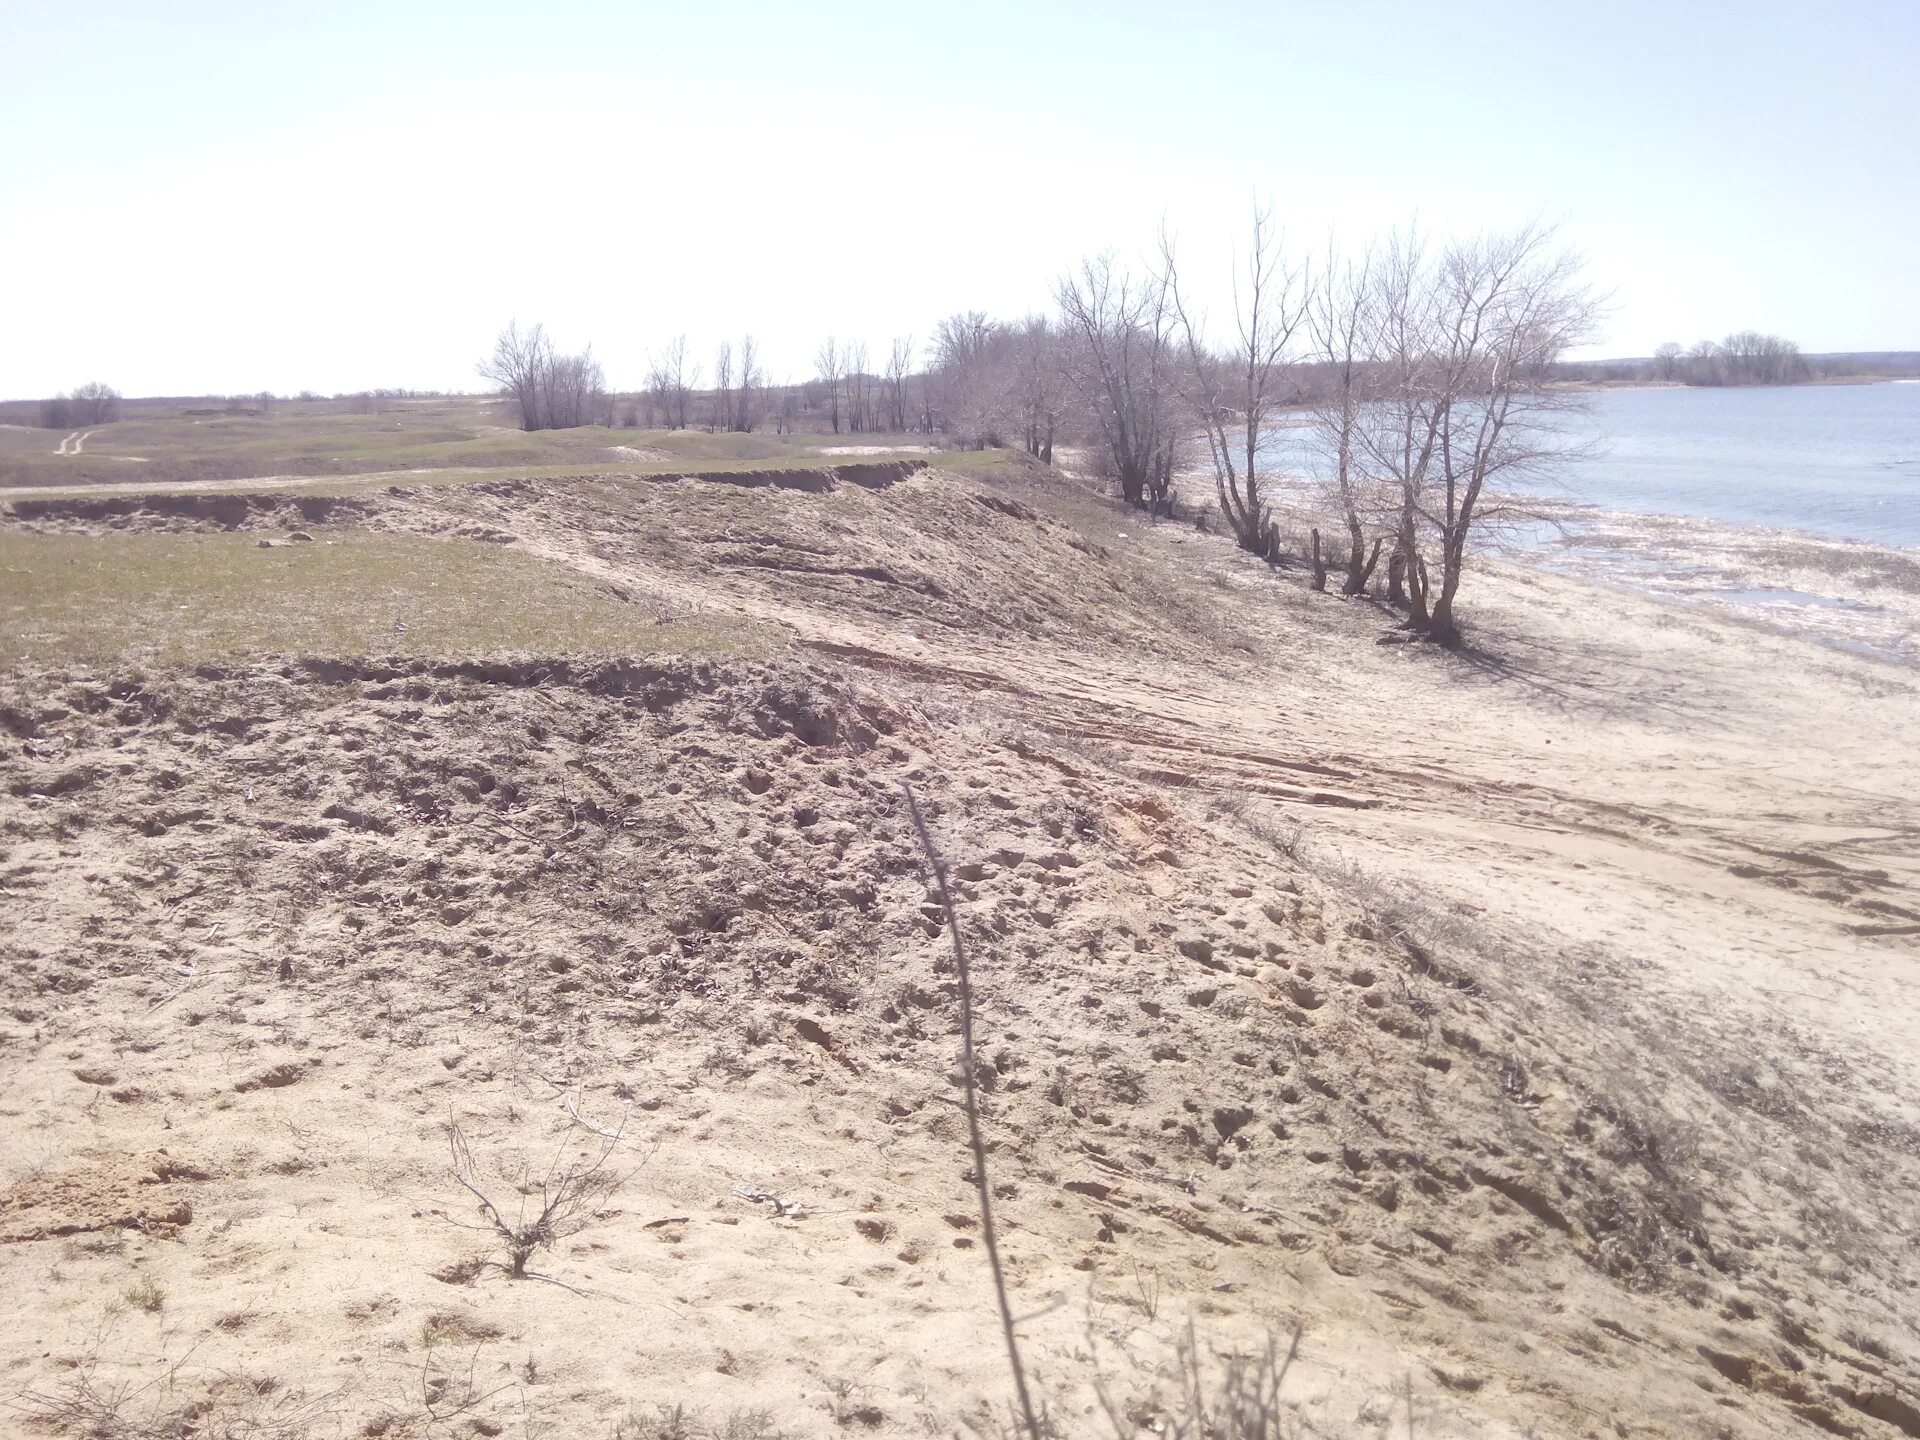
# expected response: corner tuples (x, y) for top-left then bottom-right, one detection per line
(1, 452), (1916, 1438)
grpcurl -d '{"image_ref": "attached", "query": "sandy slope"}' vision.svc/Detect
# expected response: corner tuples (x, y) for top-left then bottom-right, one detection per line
(1, 459), (1917, 1439)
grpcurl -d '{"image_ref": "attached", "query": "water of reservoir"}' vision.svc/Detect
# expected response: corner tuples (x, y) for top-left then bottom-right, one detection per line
(1557, 382), (1920, 549)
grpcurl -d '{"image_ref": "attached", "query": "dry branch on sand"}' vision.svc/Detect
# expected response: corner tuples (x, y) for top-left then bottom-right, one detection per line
(903, 783), (1044, 1440)
(16, 1329), (340, 1440)
(443, 1115), (626, 1282)
(910, 779), (1322, 1440)
(1096, 1322), (1307, 1440)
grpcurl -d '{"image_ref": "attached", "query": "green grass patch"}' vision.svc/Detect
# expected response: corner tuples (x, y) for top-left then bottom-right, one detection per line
(0, 531), (780, 667)
(916, 447), (1036, 479)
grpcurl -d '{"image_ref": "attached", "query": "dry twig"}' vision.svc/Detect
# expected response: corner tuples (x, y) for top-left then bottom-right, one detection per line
(903, 783), (1042, 1440)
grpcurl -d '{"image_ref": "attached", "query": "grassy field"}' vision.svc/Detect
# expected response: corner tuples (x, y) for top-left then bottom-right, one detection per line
(0, 530), (781, 666)
(0, 398), (967, 664)
(0, 394), (942, 490)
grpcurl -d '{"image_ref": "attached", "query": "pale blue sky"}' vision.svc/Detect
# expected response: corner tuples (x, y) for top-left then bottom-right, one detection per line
(2, 0), (1914, 397)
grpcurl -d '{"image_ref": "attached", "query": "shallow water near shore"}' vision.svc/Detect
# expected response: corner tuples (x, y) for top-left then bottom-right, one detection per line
(1516, 386), (1919, 662)
(1501, 505), (1920, 664)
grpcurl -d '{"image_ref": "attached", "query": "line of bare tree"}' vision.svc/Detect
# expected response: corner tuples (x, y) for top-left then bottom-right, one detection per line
(34, 382), (122, 428)
(804, 338), (919, 434)
(1649, 332), (1809, 386)
(912, 216), (1597, 646)
(478, 322), (608, 430)
(468, 218), (1598, 647)
(705, 336), (765, 433)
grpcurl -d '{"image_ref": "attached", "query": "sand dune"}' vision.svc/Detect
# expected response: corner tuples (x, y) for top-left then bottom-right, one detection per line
(1, 457), (1915, 1438)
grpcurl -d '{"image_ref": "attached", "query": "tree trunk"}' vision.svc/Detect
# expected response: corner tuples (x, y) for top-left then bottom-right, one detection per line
(1151, 450), (1175, 516)
(1402, 539), (1431, 627)
(1387, 552), (1406, 605)
(1309, 529), (1327, 591)
(1426, 551), (1464, 647)
(1345, 535), (1382, 596)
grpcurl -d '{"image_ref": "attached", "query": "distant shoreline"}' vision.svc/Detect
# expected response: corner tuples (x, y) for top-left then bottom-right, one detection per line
(1561, 374), (1911, 393)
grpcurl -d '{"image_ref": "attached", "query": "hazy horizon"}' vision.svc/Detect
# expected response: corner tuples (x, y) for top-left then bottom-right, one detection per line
(4, 0), (1916, 400)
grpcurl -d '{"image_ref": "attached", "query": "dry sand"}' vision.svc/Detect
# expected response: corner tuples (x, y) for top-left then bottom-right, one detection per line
(2, 457), (1917, 1438)
(818, 447), (941, 457)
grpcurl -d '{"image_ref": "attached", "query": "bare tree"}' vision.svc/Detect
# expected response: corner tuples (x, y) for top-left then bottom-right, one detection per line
(1056, 254), (1181, 512)
(918, 357), (939, 433)
(644, 357), (669, 428)
(815, 337), (844, 433)
(929, 312), (1004, 445)
(479, 321), (548, 430)
(479, 322), (604, 431)
(1358, 225), (1600, 647)
(650, 335), (694, 429)
(713, 340), (734, 432)
(1010, 318), (1066, 464)
(885, 335), (913, 432)
(1165, 207), (1308, 557)
(1363, 234), (1444, 623)
(39, 382), (122, 429)
(543, 346), (605, 429)
(1695, 331), (1808, 386)
(1685, 338), (1723, 386)
(1307, 243), (1392, 594)
(846, 340), (871, 433)
(1652, 342), (1684, 382)
(736, 335), (760, 432)
(77, 383), (122, 425)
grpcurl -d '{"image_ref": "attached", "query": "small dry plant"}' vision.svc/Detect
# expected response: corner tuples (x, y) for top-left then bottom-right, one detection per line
(122, 1271), (166, 1314)
(19, 1340), (337, 1440)
(1098, 1322), (1304, 1440)
(615, 1406), (793, 1440)
(444, 1114), (625, 1282)
(414, 1329), (515, 1429)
